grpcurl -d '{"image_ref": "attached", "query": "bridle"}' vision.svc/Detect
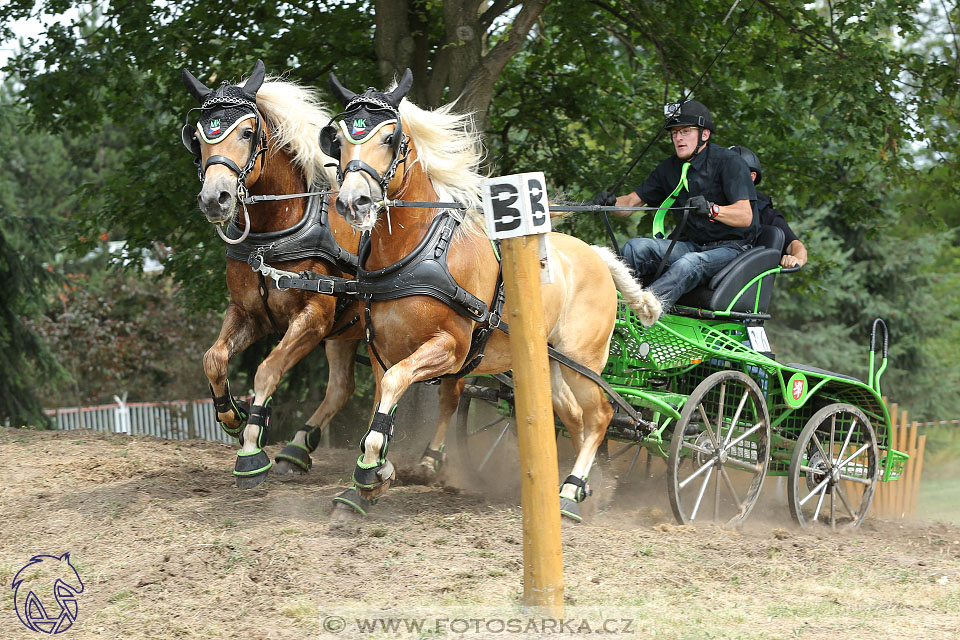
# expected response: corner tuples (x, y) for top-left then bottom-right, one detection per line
(182, 93), (267, 188)
(318, 94), (410, 198)
(181, 90), (268, 244)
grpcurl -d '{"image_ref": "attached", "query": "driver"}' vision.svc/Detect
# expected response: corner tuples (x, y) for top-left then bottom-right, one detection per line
(594, 100), (759, 313)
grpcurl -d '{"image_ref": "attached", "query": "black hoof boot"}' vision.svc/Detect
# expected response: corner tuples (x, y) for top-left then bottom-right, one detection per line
(559, 474), (590, 523)
(233, 401), (273, 489)
(352, 412), (397, 496)
(353, 458), (396, 492)
(332, 487), (373, 518)
(559, 497), (583, 522)
(275, 426), (317, 474)
(235, 450), (272, 489)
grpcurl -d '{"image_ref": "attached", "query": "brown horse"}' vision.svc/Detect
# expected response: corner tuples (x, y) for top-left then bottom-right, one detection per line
(181, 61), (363, 488)
(321, 71), (661, 520)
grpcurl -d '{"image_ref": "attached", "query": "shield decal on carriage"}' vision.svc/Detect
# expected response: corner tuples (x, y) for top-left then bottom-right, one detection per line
(786, 372), (808, 407)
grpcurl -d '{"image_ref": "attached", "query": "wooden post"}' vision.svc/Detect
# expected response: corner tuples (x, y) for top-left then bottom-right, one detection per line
(894, 410), (908, 519)
(909, 435), (927, 518)
(901, 421), (919, 518)
(879, 402), (898, 518)
(501, 234), (564, 616)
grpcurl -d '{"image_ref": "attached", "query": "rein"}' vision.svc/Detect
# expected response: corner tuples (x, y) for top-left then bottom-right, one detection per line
(243, 190), (337, 204)
(376, 198), (696, 213)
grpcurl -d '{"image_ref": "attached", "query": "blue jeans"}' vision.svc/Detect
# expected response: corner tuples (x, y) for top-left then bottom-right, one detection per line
(622, 238), (750, 310)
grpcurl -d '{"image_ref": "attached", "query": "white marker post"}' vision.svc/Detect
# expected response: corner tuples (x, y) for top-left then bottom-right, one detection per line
(482, 172), (563, 615)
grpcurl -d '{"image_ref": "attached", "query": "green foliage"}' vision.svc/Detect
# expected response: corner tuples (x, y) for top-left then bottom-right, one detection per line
(1, 0), (958, 422)
(26, 271), (221, 406)
(0, 88), (68, 425)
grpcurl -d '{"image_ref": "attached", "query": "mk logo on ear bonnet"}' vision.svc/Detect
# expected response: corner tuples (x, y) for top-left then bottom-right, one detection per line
(195, 84), (258, 144)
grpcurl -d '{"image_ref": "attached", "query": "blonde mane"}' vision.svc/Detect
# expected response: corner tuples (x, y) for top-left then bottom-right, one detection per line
(255, 78), (339, 188)
(398, 98), (487, 234)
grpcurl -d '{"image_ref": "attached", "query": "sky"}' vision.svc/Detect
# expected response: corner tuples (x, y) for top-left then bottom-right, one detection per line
(0, 3), (81, 74)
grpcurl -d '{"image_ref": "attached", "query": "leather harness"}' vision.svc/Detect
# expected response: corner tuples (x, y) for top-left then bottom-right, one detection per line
(265, 210), (505, 380)
(224, 193), (360, 335)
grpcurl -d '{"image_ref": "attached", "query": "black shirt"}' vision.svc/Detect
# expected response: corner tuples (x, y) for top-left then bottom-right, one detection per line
(757, 191), (799, 254)
(635, 142), (759, 245)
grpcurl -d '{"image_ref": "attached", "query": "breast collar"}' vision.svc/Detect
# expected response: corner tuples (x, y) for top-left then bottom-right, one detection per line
(223, 192), (359, 275)
(355, 211), (488, 321)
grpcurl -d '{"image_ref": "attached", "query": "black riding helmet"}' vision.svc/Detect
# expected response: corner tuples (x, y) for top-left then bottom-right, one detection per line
(728, 145), (762, 185)
(664, 99), (714, 132)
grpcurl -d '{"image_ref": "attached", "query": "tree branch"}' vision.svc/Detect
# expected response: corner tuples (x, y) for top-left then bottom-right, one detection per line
(479, 0), (520, 32)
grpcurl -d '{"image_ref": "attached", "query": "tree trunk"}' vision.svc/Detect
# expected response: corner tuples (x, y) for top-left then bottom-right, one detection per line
(374, 0), (551, 132)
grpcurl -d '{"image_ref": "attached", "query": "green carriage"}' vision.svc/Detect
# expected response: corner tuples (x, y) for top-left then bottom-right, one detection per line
(457, 218), (908, 529)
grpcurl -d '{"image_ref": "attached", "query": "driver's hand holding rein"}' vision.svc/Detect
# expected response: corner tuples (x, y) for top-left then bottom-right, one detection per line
(594, 100), (759, 313)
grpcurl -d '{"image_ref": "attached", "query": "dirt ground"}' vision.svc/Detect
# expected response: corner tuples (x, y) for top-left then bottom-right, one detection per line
(1, 427), (958, 640)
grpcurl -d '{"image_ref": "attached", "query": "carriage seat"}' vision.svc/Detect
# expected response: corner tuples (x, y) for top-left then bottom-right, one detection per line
(675, 225), (785, 314)
(785, 364), (862, 384)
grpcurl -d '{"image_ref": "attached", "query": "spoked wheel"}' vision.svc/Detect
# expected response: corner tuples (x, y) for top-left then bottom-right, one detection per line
(667, 370), (770, 527)
(788, 403), (878, 530)
(455, 377), (519, 491)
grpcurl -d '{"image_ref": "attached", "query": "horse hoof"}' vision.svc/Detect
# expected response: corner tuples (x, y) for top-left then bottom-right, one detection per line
(274, 460), (307, 476)
(234, 449), (272, 489)
(235, 471), (269, 490)
(275, 443), (312, 475)
(331, 503), (360, 521)
(559, 497), (583, 523)
(332, 488), (371, 518)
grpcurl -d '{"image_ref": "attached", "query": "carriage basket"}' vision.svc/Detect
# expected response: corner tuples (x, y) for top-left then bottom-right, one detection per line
(882, 448), (909, 482)
(605, 300), (769, 382)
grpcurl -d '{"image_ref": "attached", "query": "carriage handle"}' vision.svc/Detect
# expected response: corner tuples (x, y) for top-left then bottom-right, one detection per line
(868, 318), (889, 393)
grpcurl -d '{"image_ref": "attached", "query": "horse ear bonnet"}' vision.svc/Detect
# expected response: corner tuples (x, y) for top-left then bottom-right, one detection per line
(181, 62), (261, 152)
(320, 69), (414, 159)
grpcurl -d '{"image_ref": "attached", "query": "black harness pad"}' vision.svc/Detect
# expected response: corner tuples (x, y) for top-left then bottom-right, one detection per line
(223, 193), (358, 275)
(356, 211), (487, 321)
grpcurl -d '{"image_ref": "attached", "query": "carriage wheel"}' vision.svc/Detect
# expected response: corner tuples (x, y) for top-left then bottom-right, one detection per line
(455, 378), (520, 493)
(788, 403), (878, 530)
(667, 370), (770, 527)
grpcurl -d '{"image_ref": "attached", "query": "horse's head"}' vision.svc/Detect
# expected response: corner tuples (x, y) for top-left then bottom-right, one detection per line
(181, 60), (268, 224)
(319, 69), (414, 231)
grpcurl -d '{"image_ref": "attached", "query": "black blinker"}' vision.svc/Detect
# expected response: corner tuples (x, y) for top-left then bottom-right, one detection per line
(181, 123), (201, 156)
(319, 124), (341, 159)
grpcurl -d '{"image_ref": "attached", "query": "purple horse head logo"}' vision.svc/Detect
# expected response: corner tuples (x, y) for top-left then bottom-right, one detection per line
(13, 553), (84, 634)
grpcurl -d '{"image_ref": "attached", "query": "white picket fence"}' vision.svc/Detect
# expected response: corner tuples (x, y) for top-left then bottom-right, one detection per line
(45, 397), (251, 444)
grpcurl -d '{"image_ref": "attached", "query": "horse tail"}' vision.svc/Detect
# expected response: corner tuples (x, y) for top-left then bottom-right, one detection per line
(590, 245), (662, 327)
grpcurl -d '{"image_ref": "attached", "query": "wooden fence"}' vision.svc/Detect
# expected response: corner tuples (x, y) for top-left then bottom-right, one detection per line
(44, 397), (249, 444)
(873, 400), (927, 520)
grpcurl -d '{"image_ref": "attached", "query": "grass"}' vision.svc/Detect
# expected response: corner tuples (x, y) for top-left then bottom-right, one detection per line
(915, 425), (960, 523)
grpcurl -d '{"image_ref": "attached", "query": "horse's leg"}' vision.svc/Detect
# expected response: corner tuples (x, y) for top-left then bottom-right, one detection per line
(354, 335), (460, 501)
(235, 310), (328, 489)
(203, 304), (264, 438)
(414, 377), (464, 478)
(275, 338), (361, 475)
(331, 350), (386, 520)
(553, 363), (613, 523)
